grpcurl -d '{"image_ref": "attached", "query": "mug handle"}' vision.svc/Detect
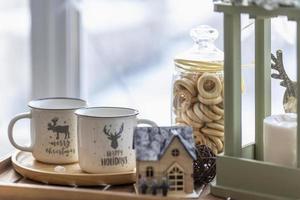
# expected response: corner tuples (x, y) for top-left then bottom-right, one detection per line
(8, 112), (33, 152)
(137, 119), (157, 127)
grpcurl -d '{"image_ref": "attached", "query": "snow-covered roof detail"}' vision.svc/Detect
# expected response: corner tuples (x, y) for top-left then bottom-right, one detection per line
(134, 126), (196, 161)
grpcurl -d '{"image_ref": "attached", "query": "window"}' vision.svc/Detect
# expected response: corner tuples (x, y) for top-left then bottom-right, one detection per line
(146, 166), (154, 177)
(171, 149), (180, 157)
(0, 0), (30, 156)
(80, 0), (219, 125)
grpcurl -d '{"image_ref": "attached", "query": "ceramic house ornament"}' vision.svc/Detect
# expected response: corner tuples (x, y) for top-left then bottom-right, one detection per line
(134, 126), (196, 197)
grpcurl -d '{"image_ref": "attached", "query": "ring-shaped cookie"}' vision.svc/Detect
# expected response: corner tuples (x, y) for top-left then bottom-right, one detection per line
(206, 139), (218, 154)
(220, 136), (224, 142)
(193, 103), (212, 123)
(212, 147), (218, 155)
(197, 73), (222, 99)
(208, 135), (223, 153)
(183, 73), (200, 83)
(191, 97), (198, 104)
(209, 105), (224, 116)
(194, 131), (206, 143)
(200, 104), (222, 121)
(193, 131), (204, 144)
(218, 102), (224, 109)
(215, 119), (224, 125)
(174, 78), (197, 96)
(186, 108), (203, 124)
(181, 111), (203, 128)
(201, 127), (224, 137)
(204, 136), (213, 148)
(194, 132), (204, 144)
(197, 94), (223, 105)
(206, 122), (224, 131)
(204, 137), (218, 154)
(193, 136), (201, 145)
(173, 89), (192, 110)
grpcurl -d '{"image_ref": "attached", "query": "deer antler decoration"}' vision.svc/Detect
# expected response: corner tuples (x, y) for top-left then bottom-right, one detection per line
(271, 50), (297, 113)
(52, 117), (58, 123)
(103, 123), (124, 149)
(115, 123), (124, 137)
(103, 125), (112, 138)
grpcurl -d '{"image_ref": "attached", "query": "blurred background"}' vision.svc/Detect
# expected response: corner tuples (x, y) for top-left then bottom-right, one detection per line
(0, 0), (297, 156)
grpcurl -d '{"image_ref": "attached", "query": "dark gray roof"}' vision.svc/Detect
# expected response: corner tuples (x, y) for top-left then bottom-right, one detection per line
(134, 126), (196, 161)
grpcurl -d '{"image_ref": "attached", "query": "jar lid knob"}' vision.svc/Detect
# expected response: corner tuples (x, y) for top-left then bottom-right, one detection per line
(190, 25), (219, 45)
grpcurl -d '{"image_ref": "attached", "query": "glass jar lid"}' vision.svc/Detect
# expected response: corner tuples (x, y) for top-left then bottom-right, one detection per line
(174, 25), (224, 72)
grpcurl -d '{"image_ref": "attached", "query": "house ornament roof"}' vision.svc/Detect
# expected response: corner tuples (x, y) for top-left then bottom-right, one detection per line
(134, 126), (196, 161)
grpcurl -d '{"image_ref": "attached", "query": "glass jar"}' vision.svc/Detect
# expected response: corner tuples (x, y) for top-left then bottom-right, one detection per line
(172, 25), (224, 154)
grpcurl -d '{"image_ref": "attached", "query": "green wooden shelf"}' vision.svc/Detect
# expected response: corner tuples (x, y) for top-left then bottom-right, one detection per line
(211, 3), (300, 200)
(214, 3), (300, 20)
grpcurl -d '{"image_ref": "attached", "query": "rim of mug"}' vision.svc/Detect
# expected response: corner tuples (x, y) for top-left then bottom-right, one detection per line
(28, 97), (87, 110)
(75, 106), (139, 118)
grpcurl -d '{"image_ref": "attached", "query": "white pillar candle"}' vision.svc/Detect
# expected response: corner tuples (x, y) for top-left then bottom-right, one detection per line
(263, 113), (297, 167)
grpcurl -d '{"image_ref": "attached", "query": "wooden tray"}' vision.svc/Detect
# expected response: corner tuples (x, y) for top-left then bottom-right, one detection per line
(12, 151), (135, 186)
(0, 151), (221, 200)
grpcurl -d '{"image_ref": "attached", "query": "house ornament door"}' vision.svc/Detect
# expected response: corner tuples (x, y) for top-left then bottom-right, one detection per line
(167, 163), (184, 192)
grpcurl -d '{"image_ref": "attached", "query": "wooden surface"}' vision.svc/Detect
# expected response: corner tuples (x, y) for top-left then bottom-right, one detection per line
(0, 152), (222, 200)
(12, 151), (135, 186)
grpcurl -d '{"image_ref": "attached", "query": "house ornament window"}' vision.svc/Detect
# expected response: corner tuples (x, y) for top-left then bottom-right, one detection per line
(146, 166), (154, 177)
(172, 149), (180, 157)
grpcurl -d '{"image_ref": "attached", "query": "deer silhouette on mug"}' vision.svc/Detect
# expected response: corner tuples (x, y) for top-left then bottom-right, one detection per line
(103, 123), (124, 149)
(47, 117), (70, 140)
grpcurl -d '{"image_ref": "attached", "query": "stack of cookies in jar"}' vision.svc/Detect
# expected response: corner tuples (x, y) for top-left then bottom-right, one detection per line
(173, 71), (224, 154)
(171, 25), (225, 154)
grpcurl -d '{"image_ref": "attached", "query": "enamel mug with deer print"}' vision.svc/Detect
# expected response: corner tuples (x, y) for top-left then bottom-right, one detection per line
(8, 98), (87, 164)
(75, 107), (157, 174)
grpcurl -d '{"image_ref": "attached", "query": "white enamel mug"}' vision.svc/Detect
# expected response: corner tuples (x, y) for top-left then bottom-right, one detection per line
(75, 107), (157, 174)
(8, 97), (87, 164)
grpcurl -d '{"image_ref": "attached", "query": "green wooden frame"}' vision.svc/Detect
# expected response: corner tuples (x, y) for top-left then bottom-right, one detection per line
(211, 3), (300, 200)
